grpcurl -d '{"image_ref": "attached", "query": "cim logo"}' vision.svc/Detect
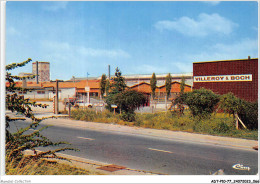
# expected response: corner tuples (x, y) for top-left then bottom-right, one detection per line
(232, 164), (250, 171)
(194, 74), (252, 82)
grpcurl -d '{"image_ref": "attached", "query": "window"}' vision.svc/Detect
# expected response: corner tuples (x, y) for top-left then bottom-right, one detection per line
(18, 91), (27, 94)
(37, 91), (45, 94)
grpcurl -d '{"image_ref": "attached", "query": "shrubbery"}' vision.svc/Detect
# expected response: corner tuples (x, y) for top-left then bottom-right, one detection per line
(219, 92), (258, 130)
(70, 108), (257, 140)
(177, 88), (220, 118)
(175, 89), (257, 131)
(105, 68), (146, 121)
(238, 100), (258, 130)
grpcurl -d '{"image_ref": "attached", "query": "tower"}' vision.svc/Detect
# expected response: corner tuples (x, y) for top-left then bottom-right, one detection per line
(32, 61), (50, 82)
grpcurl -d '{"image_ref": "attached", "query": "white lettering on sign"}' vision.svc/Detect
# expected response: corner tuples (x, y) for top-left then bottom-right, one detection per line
(193, 74), (252, 82)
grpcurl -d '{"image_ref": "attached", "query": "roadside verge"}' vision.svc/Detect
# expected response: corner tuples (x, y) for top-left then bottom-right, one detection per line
(39, 117), (259, 151)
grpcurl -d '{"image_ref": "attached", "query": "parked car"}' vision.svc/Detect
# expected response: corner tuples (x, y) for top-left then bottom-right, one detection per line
(75, 100), (92, 108)
(64, 98), (77, 105)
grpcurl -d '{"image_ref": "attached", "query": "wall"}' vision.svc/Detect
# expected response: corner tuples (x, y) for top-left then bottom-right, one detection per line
(48, 88), (76, 100)
(18, 90), (49, 99)
(193, 58), (258, 102)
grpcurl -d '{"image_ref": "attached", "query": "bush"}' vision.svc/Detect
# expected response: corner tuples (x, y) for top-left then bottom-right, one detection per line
(238, 100), (258, 130)
(219, 93), (258, 130)
(181, 88), (220, 118)
(120, 111), (136, 122)
(219, 93), (240, 115)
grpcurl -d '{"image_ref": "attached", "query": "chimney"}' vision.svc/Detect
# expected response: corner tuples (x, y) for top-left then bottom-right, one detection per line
(248, 56), (251, 60)
(108, 65), (110, 79)
(36, 61), (39, 84)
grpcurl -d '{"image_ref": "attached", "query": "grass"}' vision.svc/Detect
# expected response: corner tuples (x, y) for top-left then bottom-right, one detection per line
(6, 158), (96, 175)
(71, 109), (258, 140)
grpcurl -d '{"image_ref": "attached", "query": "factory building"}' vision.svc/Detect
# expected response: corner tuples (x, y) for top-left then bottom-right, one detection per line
(193, 57), (258, 102)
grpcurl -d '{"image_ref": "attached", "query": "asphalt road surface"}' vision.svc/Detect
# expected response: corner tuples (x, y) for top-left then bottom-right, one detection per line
(8, 120), (258, 175)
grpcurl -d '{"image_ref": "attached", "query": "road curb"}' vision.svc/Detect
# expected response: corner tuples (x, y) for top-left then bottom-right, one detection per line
(23, 150), (159, 175)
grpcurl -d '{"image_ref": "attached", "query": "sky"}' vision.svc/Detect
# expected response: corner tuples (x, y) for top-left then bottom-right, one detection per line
(5, 1), (258, 80)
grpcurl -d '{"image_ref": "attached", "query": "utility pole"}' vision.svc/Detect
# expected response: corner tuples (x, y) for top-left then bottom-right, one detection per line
(55, 79), (59, 114)
(165, 95), (167, 112)
(108, 65), (110, 80)
(36, 61), (39, 84)
(86, 72), (90, 104)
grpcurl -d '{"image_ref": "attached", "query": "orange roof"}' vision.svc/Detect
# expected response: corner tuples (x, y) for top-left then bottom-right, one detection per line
(157, 82), (192, 93)
(75, 80), (100, 88)
(6, 81), (45, 88)
(7, 79), (192, 94)
(129, 82), (152, 93)
(43, 81), (76, 88)
(129, 81), (192, 93)
(6, 79), (101, 89)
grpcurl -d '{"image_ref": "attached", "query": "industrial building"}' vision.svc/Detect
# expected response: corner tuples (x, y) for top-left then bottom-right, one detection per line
(19, 61), (50, 82)
(8, 78), (192, 102)
(11, 57), (257, 104)
(193, 57), (258, 102)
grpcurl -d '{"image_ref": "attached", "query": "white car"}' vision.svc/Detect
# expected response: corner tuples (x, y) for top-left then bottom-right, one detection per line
(75, 100), (92, 108)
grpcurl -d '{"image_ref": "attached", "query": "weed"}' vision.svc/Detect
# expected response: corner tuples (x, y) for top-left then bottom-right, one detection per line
(70, 109), (258, 140)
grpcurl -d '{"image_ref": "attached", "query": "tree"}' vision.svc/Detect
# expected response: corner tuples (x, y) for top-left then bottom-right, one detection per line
(179, 88), (220, 118)
(165, 73), (172, 100)
(99, 74), (107, 98)
(105, 68), (146, 121)
(150, 73), (157, 100)
(6, 59), (75, 174)
(110, 67), (126, 94)
(114, 90), (146, 113)
(114, 90), (146, 121)
(219, 92), (240, 116)
(105, 67), (126, 111)
(105, 79), (110, 96)
(180, 76), (185, 96)
(178, 76), (186, 114)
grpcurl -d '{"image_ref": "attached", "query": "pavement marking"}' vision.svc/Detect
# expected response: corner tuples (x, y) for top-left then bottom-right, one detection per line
(148, 148), (173, 154)
(77, 136), (95, 141)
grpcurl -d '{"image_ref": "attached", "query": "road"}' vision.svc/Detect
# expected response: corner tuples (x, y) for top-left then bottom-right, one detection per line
(8, 119), (258, 175)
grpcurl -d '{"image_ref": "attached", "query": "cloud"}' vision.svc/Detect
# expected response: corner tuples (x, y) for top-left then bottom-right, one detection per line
(172, 62), (193, 73)
(165, 38), (258, 74)
(42, 41), (70, 50)
(38, 40), (131, 79)
(41, 40), (130, 59)
(201, 1), (220, 6)
(154, 13), (238, 37)
(212, 38), (258, 58)
(78, 47), (130, 58)
(135, 64), (169, 74)
(188, 38), (258, 62)
(42, 2), (68, 11)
